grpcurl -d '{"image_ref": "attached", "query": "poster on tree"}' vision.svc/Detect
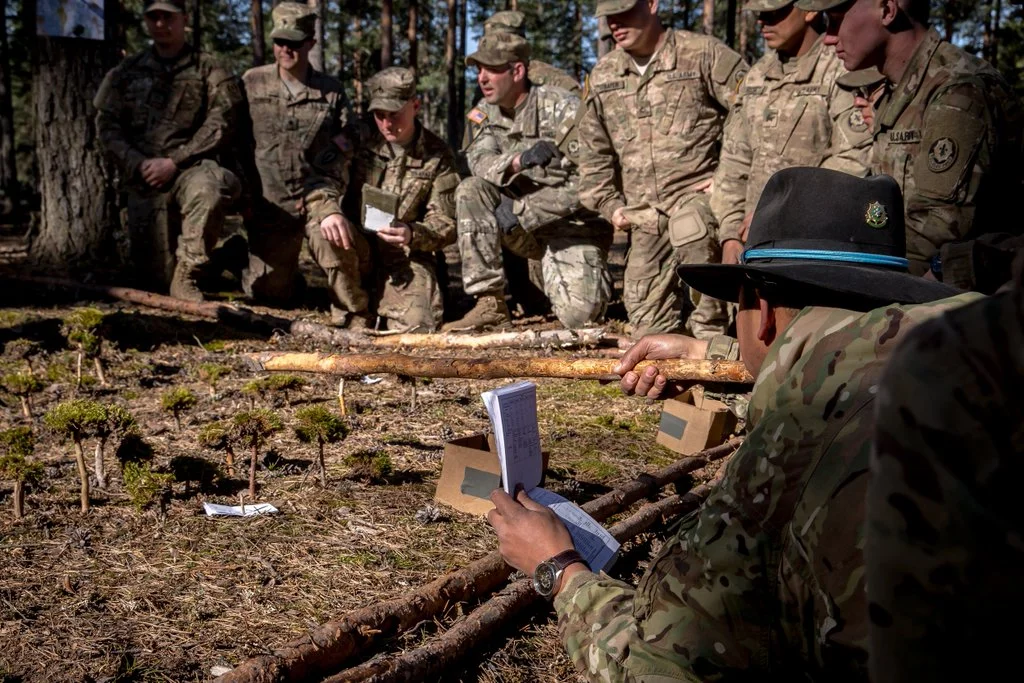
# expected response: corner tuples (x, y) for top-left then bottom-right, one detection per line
(37, 0), (105, 40)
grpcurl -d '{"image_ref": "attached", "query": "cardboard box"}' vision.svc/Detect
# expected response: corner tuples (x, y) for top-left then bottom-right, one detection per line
(655, 389), (736, 455)
(435, 433), (548, 515)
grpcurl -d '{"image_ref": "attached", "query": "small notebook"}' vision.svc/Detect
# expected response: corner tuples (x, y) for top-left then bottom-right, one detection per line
(481, 381), (620, 573)
(362, 185), (399, 232)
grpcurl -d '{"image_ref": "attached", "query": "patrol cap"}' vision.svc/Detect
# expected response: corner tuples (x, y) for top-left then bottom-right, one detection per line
(466, 33), (531, 68)
(271, 2), (316, 42)
(836, 67), (886, 90)
(794, 0), (850, 10)
(144, 0), (186, 14)
(366, 67), (417, 112)
(595, 0), (640, 17)
(742, 0), (794, 11)
(484, 10), (527, 37)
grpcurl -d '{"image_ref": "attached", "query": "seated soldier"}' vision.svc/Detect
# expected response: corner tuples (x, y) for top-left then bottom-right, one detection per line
(487, 167), (977, 680)
(341, 67), (460, 332)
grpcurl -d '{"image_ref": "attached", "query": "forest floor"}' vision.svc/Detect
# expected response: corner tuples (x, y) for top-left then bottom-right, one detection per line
(0, 235), (742, 682)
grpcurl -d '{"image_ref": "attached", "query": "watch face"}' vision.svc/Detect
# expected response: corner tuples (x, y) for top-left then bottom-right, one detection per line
(533, 562), (556, 596)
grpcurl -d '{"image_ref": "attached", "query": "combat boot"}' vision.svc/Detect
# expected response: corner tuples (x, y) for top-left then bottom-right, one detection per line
(169, 261), (205, 302)
(441, 293), (511, 332)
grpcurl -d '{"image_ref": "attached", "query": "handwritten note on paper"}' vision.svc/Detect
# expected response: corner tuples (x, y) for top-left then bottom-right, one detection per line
(364, 205), (394, 232)
(481, 381), (543, 494)
(529, 488), (619, 573)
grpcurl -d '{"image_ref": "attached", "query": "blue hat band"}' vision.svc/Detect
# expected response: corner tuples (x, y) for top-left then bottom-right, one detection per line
(741, 248), (909, 270)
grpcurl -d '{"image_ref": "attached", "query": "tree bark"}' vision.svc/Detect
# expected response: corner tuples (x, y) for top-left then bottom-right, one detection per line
(457, 0), (466, 135)
(318, 441), (327, 487)
(249, 445), (258, 500)
(19, 395), (30, 420)
(251, 0), (265, 66)
(93, 440), (107, 490)
(407, 0), (418, 79)
(31, 33), (119, 271)
(73, 440), (90, 513)
(214, 440), (739, 683)
(13, 480), (24, 519)
(445, 0), (458, 146)
(573, 0), (583, 82)
(225, 445), (236, 477)
(353, 17), (364, 113)
(381, 0), (394, 67)
(0, 0), (16, 205)
(247, 351), (755, 384)
(335, 11), (345, 78)
(307, 0), (324, 71)
(703, 0), (714, 35)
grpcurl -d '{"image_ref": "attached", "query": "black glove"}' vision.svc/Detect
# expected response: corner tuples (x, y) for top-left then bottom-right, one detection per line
(495, 196), (519, 235)
(519, 140), (560, 169)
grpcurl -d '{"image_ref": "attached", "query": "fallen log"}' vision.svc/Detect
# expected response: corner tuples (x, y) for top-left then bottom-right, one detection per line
(5, 275), (614, 351)
(324, 483), (718, 683)
(214, 439), (741, 683)
(246, 352), (755, 384)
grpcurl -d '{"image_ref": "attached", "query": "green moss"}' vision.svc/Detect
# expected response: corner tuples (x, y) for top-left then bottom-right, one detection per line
(123, 461), (174, 511)
(574, 456), (620, 482)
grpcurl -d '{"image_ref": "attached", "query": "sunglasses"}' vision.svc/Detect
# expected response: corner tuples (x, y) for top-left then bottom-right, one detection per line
(273, 38), (306, 51)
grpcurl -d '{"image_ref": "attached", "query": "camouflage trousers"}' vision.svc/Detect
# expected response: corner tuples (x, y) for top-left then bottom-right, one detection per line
(374, 244), (445, 332)
(624, 192), (728, 339)
(243, 200), (369, 324)
(456, 176), (612, 328)
(125, 159), (240, 289)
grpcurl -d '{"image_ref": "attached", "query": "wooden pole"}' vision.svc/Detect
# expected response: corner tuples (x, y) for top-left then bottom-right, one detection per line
(246, 352), (755, 384)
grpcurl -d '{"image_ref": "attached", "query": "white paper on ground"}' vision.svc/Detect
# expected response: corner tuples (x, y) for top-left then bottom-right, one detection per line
(364, 206), (395, 232)
(203, 502), (279, 517)
(528, 487), (619, 573)
(480, 381), (543, 494)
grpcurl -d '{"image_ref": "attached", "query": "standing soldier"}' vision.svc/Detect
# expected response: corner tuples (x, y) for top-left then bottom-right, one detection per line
(797, 0), (1023, 288)
(239, 3), (365, 328)
(341, 67), (460, 332)
(712, 0), (873, 265)
(443, 33), (612, 331)
(94, 0), (242, 301)
(578, 0), (748, 339)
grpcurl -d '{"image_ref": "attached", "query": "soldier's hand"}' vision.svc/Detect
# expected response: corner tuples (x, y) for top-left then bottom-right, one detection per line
(320, 213), (354, 250)
(854, 96), (875, 129)
(611, 207), (634, 232)
(518, 140), (561, 169)
(141, 157), (178, 188)
(378, 222), (412, 247)
(722, 239), (744, 265)
(739, 212), (754, 242)
(487, 486), (575, 577)
(614, 334), (710, 400)
(495, 196), (519, 234)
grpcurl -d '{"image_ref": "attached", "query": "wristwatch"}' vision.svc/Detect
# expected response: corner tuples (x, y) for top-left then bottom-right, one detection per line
(930, 251), (943, 280)
(532, 549), (588, 598)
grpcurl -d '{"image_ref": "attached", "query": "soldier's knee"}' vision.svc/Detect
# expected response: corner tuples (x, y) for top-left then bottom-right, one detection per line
(455, 176), (500, 206)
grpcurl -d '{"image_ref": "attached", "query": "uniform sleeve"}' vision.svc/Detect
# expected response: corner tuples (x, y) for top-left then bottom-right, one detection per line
(303, 99), (355, 227)
(409, 154), (460, 253)
(465, 120), (519, 184)
(167, 63), (242, 168)
(707, 41), (748, 112)
(576, 90), (626, 222)
(903, 81), (994, 270)
(516, 94), (584, 230)
(93, 66), (147, 180)
(711, 102), (752, 243)
(819, 76), (873, 178)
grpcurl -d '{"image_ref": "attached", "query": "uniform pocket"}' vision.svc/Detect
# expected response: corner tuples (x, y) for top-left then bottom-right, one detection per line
(668, 196), (716, 249)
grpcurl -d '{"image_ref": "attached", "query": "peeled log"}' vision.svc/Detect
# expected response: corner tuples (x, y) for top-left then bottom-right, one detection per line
(214, 440), (741, 683)
(325, 484), (717, 683)
(246, 352), (754, 384)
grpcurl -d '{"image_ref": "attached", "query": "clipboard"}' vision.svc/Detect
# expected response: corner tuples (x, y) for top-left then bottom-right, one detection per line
(361, 185), (400, 232)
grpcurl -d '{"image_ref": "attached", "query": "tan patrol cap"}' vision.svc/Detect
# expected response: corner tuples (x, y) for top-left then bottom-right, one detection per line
(466, 33), (531, 68)
(794, 0), (849, 10)
(836, 67), (886, 90)
(366, 67), (417, 112)
(595, 0), (640, 18)
(144, 0), (186, 14)
(484, 10), (527, 37)
(742, 0), (794, 11)
(271, 2), (316, 42)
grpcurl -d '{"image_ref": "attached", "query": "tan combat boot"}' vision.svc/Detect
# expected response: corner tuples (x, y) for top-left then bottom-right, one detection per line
(441, 293), (511, 332)
(169, 261), (204, 302)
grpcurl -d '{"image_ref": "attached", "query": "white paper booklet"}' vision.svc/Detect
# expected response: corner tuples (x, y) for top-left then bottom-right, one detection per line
(364, 205), (395, 232)
(481, 381), (620, 573)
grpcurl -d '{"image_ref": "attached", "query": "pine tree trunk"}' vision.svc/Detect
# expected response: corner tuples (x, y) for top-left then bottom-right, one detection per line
(76, 351), (83, 388)
(19, 395), (30, 419)
(457, 0), (466, 134)
(381, 0), (394, 67)
(225, 445), (236, 477)
(738, 5), (748, 58)
(94, 440), (107, 490)
(307, 0), (324, 70)
(73, 440), (90, 513)
(318, 440), (327, 487)
(445, 0), (458, 146)
(249, 445), (259, 500)
(573, 0), (582, 82)
(174, 412), (182, 432)
(726, 0), (737, 48)
(192, 0), (202, 50)
(407, 0), (418, 79)
(703, 0), (714, 35)
(336, 14), (345, 78)
(251, 0), (265, 66)
(353, 18), (364, 113)
(31, 35), (119, 271)
(13, 480), (24, 519)
(0, 0), (17, 205)
(93, 357), (106, 385)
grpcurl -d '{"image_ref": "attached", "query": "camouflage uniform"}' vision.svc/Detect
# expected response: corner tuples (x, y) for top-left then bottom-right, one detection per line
(459, 41), (612, 329)
(711, 35), (873, 244)
(867, 271), (1023, 683)
(94, 43), (242, 292)
(555, 293), (979, 681)
(342, 72), (460, 331)
(577, 29), (747, 338)
(869, 28), (1022, 276)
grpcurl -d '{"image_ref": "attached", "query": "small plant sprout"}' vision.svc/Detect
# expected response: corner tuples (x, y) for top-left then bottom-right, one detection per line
(5, 339), (41, 376)
(123, 461), (174, 514)
(344, 449), (393, 483)
(3, 371), (43, 420)
(294, 405), (349, 487)
(160, 387), (197, 431)
(196, 363), (231, 397)
(241, 379), (267, 410)
(0, 427), (44, 519)
(230, 409), (283, 500)
(44, 399), (106, 513)
(198, 421), (236, 477)
(92, 405), (136, 490)
(266, 374), (306, 404)
(61, 308), (106, 387)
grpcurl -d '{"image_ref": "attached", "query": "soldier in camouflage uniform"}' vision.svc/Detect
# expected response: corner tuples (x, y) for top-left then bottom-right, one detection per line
(866, 258), (1022, 683)
(488, 168), (972, 680)
(578, 0), (748, 339)
(712, 0), (873, 265)
(238, 3), (365, 327)
(444, 33), (613, 331)
(340, 67), (460, 332)
(94, 0), (242, 301)
(798, 0), (1023, 288)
